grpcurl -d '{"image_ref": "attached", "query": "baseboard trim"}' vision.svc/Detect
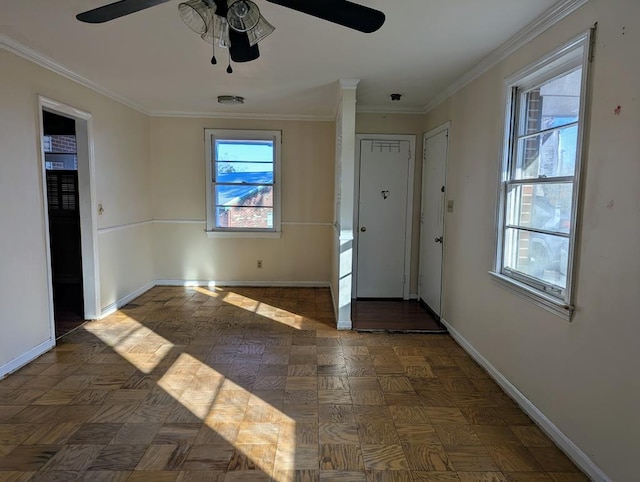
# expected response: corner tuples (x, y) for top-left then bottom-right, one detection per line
(440, 317), (610, 482)
(0, 338), (55, 380)
(329, 282), (353, 330)
(155, 279), (330, 288)
(100, 281), (156, 318)
(336, 319), (352, 331)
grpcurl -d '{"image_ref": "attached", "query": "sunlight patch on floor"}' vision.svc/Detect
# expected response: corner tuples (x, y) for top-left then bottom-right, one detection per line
(193, 285), (319, 331)
(87, 309), (298, 479)
(84, 317), (175, 374)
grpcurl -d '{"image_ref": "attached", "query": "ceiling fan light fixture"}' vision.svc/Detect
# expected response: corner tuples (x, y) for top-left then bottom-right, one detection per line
(227, 0), (261, 33)
(217, 95), (245, 104)
(201, 14), (231, 47)
(247, 15), (275, 46)
(76, 0), (386, 71)
(178, 0), (213, 35)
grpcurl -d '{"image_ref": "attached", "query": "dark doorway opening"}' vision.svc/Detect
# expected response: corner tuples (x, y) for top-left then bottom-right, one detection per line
(43, 110), (85, 338)
(351, 299), (448, 332)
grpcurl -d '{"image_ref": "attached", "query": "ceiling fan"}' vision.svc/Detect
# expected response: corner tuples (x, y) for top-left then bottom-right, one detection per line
(76, 0), (385, 70)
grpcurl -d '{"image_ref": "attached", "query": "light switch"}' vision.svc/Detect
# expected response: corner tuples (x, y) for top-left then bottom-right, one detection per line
(447, 200), (454, 213)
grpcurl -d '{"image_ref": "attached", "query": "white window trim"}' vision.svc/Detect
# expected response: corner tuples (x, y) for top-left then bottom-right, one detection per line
(491, 30), (594, 320)
(204, 128), (282, 237)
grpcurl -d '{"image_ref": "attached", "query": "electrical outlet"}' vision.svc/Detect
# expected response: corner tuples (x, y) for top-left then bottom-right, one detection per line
(257, 260), (263, 269)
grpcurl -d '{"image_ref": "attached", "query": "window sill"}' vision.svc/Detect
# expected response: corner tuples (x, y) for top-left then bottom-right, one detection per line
(205, 230), (282, 239)
(488, 271), (574, 321)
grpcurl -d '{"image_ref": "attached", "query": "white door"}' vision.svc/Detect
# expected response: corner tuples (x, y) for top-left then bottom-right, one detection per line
(419, 127), (448, 316)
(356, 138), (412, 298)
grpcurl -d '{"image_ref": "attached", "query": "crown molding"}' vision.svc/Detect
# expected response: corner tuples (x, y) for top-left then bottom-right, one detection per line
(1, 34), (336, 122)
(148, 110), (335, 121)
(2, 0), (589, 121)
(0, 34), (149, 115)
(424, 0), (590, 113)
(356, 104), (426, 115)
(339, 79), (360, 89)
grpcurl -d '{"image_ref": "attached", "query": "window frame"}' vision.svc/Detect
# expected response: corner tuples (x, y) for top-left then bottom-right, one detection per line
(491, 31), (593, 320)
(204, 128), (282, 238)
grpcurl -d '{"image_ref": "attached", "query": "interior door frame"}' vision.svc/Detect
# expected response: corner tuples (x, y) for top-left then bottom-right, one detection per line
(419, 121), (450, 317)
(38, 96), (100, 340)
(353, 134), (416, 300)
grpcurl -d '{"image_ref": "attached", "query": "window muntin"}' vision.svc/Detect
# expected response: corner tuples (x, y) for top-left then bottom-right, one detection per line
(205, 130), (281, 234)
(495, 33), (591, 315)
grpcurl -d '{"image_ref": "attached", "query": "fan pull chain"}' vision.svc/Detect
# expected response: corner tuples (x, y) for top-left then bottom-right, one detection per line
(227, 51), (233, 74)
(210, 8), (217, 65)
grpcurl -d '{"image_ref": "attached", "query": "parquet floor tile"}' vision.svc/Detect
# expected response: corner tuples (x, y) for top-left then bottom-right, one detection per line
(0, 286), (587, 481)
(443, 445), (500, 472)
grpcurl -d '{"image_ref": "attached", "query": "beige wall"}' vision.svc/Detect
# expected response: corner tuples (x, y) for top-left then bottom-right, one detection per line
(425, 1), (639, 479)
(0, 50), (154, 372)
(356, 113), (425, 295)
(98, 224), (155, 309)
(149, 116), (335, 284)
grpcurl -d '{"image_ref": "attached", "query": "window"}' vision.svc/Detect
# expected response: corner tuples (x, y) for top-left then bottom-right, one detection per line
(205, 129), (281, 237)
(493, 32), (592, 318)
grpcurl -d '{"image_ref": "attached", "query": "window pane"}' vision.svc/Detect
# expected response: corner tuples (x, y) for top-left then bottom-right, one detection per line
(216, 185), (273, 207)
(216, 165), (274, 184)
(215, 140), (273, 162)
(504, 227), (569, 289)
(522, 68), (582, 135)
(514, 125), (578, 179)
(216, 206), (273, 229)
(207, 130), (280, 233)
(506, 182), (572, 234)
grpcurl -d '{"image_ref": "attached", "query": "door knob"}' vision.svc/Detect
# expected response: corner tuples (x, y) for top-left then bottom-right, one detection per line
(435, 236), (443, 243)
(360, 227), (367, 232)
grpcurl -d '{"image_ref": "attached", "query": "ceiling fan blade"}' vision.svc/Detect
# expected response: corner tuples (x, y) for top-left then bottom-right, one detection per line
(76, 0), (172, 23)
(266, 0), (385, 33)
(229, 30), (260, 62)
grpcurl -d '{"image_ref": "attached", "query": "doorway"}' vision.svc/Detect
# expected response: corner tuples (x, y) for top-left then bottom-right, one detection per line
(418, 123), (449, 319)
(43, 111), (84, 336)
(354, 135), (414, 299)
(39, 97), (99, 339)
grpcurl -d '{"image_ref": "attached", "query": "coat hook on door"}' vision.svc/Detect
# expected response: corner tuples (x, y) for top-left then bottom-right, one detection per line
(381, 190), (390, 199)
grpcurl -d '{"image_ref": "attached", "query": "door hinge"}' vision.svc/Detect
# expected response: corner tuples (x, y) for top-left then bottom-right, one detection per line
(589, 22), (597, 63)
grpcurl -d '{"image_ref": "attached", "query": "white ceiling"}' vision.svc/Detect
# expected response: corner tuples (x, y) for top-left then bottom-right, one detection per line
(0, 0), (560, 118)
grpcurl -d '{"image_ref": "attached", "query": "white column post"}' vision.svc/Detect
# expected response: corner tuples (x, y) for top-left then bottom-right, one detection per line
(332, 79), (359, 329)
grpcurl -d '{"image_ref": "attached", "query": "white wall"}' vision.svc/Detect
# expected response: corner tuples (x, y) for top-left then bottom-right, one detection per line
(425, 1), (639, 480)
(0, 50), (154, 374)
(149, 116), (335, 284)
